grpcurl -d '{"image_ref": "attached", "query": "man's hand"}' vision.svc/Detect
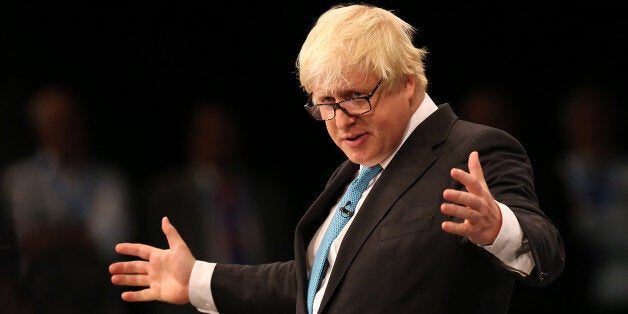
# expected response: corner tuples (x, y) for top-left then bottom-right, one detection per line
(441, 151), (502, 246)
(109, 217), (195, 304)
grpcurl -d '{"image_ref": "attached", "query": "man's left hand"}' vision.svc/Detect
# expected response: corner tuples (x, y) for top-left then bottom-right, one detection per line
(440, 151), (502, 246)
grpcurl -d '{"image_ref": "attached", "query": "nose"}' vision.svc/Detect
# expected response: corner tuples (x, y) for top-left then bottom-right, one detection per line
(333, 107), (357, 128)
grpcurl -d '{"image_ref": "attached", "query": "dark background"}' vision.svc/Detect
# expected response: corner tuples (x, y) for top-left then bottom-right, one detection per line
(1, 0), (627, 313)
(2, 0), (626, 180)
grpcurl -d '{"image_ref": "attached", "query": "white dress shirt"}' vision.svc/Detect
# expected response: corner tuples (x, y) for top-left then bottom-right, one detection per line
(189, 93), (535, 313)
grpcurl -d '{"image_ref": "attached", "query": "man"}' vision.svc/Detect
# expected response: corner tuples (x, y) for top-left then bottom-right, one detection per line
(3, 83), (134, 313)
(109, 4), (564, 313)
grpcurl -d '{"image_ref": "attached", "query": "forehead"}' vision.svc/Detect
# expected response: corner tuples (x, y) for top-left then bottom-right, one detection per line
(310, 72), (378, 96)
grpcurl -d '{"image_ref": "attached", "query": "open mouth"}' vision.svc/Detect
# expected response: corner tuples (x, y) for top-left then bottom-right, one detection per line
(344, 133), (365, 142)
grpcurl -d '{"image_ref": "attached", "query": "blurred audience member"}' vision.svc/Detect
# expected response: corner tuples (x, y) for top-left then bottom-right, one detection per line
(456, 84), (521, 138)
(141, 101), (294, 313)
(0, 205), (19, 313)
(556, 82), (628, 313)
(1, 83), (135, 314)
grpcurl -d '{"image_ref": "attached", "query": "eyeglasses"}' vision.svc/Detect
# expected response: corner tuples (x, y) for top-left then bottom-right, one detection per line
(304, 80), (382, 121)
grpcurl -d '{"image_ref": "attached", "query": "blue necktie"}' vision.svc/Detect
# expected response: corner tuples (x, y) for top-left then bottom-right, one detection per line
(306, 164), (383, 314)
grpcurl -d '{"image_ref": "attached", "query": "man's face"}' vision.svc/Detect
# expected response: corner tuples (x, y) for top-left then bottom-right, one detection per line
(310, 73), (417, 166)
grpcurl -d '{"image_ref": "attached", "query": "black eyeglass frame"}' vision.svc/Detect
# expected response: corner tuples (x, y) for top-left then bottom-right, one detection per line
(304, 80), (382, 121)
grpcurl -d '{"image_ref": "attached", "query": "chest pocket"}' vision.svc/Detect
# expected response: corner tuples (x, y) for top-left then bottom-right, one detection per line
(379, 214), (434, 241)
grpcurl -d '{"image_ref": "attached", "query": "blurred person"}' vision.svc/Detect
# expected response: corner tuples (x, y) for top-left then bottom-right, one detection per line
(456, 84), (521, 139)
(109, 4), (564, 314)
(556, 82), (628, 313)
(0, 204), (19, 313)
(1, 83), (134, 313)
(141, 101), (295, 313)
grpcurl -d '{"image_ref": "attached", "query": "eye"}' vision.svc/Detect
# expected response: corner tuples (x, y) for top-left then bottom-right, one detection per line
(310, 95), (335, 105)
(351, 91), (366, 98)
(321, 96), (337, 104)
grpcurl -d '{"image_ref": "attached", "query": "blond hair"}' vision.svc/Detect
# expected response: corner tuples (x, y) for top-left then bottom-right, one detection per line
(297, 4), (428, 94)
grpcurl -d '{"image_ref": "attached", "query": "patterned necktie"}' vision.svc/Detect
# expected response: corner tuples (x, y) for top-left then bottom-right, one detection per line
(306, 164), (383, 314)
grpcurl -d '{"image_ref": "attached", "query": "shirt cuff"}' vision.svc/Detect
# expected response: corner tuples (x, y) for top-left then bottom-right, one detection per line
(482, 201), (535, 276)
(189, 261), (220, 313)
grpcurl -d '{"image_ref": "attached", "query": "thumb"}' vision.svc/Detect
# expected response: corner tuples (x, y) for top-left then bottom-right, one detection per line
(162, 216), (185, 249)
(468, 151), (486, 181)
(466, 151), (489, 194)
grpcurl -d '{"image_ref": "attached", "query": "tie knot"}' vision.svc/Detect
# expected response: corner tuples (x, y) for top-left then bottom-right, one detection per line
(357, 164), (382, 183)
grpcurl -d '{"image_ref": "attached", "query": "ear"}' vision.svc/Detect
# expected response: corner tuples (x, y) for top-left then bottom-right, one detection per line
(404, 75), (417, 100)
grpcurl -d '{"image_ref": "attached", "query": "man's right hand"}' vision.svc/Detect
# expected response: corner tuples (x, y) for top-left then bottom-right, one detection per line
(109, 216), (195, 305)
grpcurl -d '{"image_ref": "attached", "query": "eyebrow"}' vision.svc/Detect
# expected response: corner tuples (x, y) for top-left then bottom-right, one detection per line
(315, 86), (368, 100)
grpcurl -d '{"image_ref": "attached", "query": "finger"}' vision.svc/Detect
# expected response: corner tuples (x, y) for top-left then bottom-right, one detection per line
(461, 151), (488, 196)
(115, 243), (156, 260)
(109, 260), (149, 275)
(467, 151), (487, 187)
(162, 216), (185, 249)
(441, 221), (473, 237)
(440, 203), (480, 221)
(111, 274), (151, 287)
(450, 152), (489, 198)
(121, 289), (155, 302)
(442, 189), (484, 211)
(450, 167), (484, 195)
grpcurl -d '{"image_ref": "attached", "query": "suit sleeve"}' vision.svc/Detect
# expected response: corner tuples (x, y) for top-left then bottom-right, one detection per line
(210, 261), (297, 313)
(465, 127), (565, 286)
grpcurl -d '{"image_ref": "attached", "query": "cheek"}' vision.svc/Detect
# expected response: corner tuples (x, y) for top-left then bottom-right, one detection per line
(376, 113), (410, 144)
(325, 122), (339, 140)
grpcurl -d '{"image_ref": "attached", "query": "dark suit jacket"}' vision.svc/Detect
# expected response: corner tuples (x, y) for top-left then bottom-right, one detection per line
(210, 104), (565, 314)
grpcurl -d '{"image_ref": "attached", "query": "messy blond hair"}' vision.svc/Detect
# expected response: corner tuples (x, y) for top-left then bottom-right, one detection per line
(297, 4), (428, 95)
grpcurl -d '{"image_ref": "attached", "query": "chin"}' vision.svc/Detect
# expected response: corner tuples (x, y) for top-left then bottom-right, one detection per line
(347, 153), (370, 166)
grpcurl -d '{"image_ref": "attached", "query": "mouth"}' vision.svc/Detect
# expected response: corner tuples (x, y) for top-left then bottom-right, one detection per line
(341, 133), (368, 147)
(343, 133), (364, 142)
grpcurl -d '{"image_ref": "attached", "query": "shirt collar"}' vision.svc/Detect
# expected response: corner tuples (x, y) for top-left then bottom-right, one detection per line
(376, 92), (438, 170)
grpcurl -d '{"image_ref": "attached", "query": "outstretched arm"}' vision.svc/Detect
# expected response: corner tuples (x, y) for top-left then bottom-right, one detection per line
(109, 216), (195, 304)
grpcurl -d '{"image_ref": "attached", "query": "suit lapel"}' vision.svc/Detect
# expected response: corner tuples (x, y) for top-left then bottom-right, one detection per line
(296, 163), (359, 244)
(318, 104), (458, 311)
(294, 162), (359, 313)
